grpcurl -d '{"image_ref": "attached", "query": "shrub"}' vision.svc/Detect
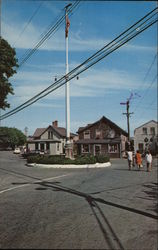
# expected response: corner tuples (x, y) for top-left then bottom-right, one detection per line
(96, 155), (110, 163)
(27, 154), (110, 165)
(74, 154), (96, 165)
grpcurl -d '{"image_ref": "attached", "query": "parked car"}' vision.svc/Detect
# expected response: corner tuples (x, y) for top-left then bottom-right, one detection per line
(14, 147), (21, 154)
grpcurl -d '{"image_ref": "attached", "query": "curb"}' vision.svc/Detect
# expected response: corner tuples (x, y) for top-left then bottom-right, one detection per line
(27, 162), (111, 169)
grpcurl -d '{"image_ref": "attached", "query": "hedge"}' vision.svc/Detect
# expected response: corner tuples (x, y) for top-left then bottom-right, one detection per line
(27, 154), (110, 165)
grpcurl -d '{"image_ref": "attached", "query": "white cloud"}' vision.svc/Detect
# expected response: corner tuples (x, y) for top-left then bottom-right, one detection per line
(9, 65), (147, 110)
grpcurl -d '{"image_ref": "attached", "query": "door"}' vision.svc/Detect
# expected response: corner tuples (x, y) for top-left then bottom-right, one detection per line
(95, 145), (101, 155)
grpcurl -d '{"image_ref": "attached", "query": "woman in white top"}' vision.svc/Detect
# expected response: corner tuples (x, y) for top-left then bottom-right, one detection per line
(127, 150), (133, 170)
(145, 150), (152, 172)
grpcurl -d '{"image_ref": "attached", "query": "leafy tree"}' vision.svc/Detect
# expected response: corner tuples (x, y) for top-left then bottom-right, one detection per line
(0, 37), (18, 110)
(0, 127), (26, 149)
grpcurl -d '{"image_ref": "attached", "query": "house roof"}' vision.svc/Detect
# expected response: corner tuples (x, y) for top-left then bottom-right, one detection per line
(77, 116), (128, 136)
(33, 126), (76, 139)
(134, 120), (158, 132)
(33, 128), (46, 138)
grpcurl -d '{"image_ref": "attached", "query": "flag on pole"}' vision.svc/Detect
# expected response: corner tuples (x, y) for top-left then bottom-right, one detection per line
(65, 15), (70, 38)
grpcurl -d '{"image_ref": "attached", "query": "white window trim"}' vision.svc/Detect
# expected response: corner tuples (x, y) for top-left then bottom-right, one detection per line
(108, 144), (118, 153)
(84, 130), (90, 139)
(81, 144), (90, 153)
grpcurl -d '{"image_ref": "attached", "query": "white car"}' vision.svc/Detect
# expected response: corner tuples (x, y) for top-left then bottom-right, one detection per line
(14, 147), (21, 154)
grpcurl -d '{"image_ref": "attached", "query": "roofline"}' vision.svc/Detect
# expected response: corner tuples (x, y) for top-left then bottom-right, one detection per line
(134, 120), (158, 133)
(33, 127), (48, 138)
(34, 125), (76, 138)
(77, 116), (128, 136)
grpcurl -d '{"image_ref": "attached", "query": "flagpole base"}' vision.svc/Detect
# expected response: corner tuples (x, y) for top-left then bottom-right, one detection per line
(65, 142), (73, 159)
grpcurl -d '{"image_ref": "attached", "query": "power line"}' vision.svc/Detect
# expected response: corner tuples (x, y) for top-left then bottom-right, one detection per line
(18, 1), (80, 68)
(1, 7), (157, 120)
(131, 52), (157, 101)
(133, 74), (157, 113)
(0, 7), (157, 120)
(13, 1), (43, 47)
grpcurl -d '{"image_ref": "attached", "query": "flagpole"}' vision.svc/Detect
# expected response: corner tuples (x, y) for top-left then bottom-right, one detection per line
(65, 3), (72, 158)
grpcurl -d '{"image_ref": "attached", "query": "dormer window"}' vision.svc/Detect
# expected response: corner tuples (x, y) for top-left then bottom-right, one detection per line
(84, 130), (90, 139)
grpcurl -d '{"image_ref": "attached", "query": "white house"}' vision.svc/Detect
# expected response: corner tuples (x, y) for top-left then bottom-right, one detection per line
(134, 120), (158, 153)
(27, 121), (77, 155)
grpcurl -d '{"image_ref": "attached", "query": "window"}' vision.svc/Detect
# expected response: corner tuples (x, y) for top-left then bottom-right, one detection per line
(48, 131), (53, 139)
(57, 143), (60, 151)
(82, 144), (89, 153)
(108, 144), (118, 153)
(84, 130), (90, 139)
(46, 142), (50, 150)
(142, 127), (147, 135)
(35, 142), (38, 150)
(150, 127), (155, 135)
(95, 129), (101, 139)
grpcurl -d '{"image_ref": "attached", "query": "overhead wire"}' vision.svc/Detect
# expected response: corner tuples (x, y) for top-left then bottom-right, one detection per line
(0, 7), (157, 120)
(1, 7), (157, 120)
(130, 52), (157, 107)
(12, 1), (43, 47)
(18, 1), (80, 68)
(133, 74), (157, 113)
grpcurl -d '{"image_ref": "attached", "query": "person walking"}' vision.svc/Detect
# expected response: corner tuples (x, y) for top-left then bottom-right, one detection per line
(135, 150), (143, 170)
(127, 148), (133, 170)
(145, 150), (152, 172)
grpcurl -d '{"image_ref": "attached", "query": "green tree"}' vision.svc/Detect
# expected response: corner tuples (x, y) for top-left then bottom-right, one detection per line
(0, 127), (26, 149)
(0, 37), (18, 110)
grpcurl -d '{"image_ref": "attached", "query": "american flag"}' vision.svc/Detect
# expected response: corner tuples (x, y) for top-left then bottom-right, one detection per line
(65, 15), (70, 38)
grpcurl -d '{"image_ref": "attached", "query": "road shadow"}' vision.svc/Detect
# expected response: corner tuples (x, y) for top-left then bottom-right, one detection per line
(137, 182), (158, 214)
(35, 180), (125, 250)
(34, 181), (158, 221)
(11, 178), (158, 249)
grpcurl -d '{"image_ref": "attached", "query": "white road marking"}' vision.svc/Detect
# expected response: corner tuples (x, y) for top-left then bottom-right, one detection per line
(0, 184), (30, 194)
(0, 173), (72, 195)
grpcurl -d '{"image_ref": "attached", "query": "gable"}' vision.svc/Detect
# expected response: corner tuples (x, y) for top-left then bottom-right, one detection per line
(78, 116), (128, 136)
(134, 120), (157, 131)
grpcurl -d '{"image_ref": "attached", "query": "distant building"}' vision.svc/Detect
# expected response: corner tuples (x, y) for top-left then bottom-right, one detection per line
(76, 116), (128, 158)
(134, 120), (158, 154)
(27, 120), (77, 155)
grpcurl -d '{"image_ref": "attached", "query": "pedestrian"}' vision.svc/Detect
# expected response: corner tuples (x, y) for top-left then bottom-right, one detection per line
(135, 150), (143, 170)
(127, 148), (133, 170)
(145, 150), (152, 172)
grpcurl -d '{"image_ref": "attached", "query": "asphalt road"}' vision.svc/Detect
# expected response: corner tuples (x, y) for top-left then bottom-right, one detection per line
(0, 151), (157, 250)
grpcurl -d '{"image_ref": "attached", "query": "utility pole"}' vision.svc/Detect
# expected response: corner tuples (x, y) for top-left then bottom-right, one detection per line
(120, 93), (135, 141)
(122, 100), (134, 141)
(65, 3), (72, 158)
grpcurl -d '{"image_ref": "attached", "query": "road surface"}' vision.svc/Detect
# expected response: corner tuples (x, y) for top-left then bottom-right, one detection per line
(0, 151), (157, 249)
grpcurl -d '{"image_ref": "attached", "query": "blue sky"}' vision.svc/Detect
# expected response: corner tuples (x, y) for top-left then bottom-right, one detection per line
(1, 0), (157, 136)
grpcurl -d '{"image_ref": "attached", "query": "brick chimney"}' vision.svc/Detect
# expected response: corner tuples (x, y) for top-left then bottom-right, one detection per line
(52, 120), (58, 127)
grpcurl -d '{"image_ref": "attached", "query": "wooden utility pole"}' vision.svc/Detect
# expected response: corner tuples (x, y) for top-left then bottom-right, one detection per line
(122, 100), (134, 141)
